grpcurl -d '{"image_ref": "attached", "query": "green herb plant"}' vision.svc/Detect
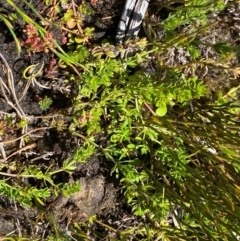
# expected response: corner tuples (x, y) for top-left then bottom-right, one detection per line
(64, 44), (240, 240)
(1, 0), (240, 240)
(39, 96), (53, 110)
(63, 1), (240, 240)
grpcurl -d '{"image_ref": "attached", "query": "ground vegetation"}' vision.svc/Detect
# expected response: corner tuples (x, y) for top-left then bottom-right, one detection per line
(0, 0), (240, 240)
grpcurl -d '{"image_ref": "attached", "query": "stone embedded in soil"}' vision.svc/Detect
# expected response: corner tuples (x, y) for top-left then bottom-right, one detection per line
(52, 175), (116, 223)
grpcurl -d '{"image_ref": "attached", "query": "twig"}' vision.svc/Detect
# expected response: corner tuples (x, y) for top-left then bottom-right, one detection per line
(2, 142), (37, 161)
(1, 126), (50, 145)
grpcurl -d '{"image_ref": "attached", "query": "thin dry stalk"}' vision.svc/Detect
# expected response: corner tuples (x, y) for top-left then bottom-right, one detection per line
(0, 53), (27, 148)
(19, 62), (51, 102)
(0, 54), (26, 118)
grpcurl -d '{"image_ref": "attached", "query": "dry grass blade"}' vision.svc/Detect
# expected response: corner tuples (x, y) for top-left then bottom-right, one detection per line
(0, 54), (26, 118)
(0, 53), (28, 148)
